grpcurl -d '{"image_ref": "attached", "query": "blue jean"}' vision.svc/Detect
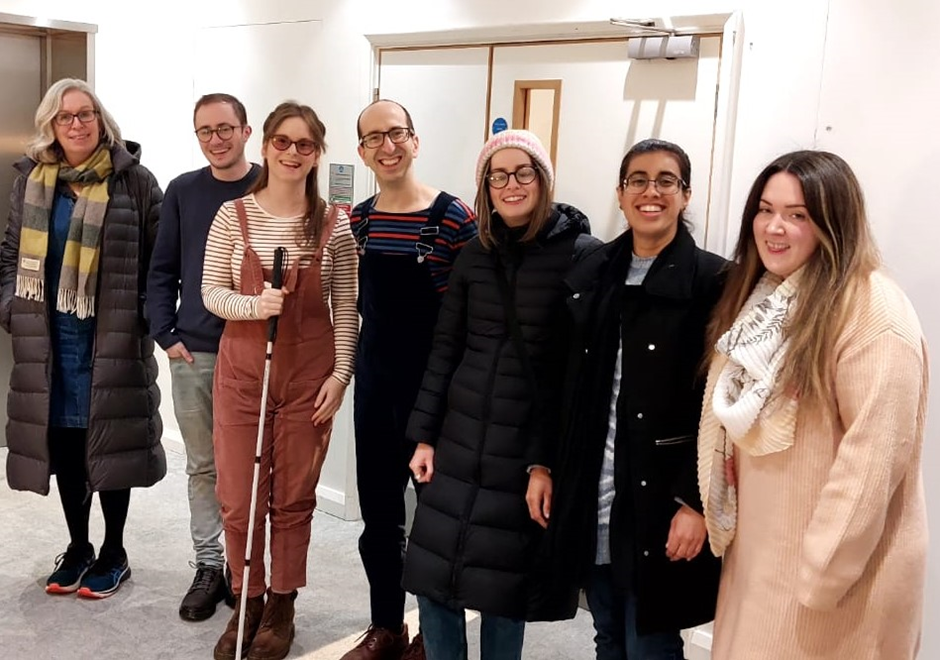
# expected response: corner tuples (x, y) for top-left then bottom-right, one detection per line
(585, 564), (684, 660)
(170, 352), (224, 568)
(418, 596), (525, 660)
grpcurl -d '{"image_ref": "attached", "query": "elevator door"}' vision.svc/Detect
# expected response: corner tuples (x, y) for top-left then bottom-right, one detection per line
(0, 32), (43, 446)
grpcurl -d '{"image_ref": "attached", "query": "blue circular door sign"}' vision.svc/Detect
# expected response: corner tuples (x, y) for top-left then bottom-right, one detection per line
(492, 117), (508, 135)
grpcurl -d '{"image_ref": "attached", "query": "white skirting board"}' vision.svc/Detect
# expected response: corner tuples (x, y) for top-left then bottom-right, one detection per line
(684, 623), (714, 659)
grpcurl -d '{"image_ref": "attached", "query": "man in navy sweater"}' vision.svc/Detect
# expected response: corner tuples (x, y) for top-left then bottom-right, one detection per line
(147, 93), (260, 622)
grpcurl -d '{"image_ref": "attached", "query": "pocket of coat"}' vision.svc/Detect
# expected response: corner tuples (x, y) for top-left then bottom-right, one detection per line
(653, 434), (696, 446)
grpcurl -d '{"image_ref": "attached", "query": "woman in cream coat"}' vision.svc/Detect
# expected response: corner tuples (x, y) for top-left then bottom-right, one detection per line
(698, 150), (928, 659)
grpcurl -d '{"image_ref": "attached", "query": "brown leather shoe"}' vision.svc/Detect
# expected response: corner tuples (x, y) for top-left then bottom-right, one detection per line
(214, 593), (265, 660)
(339, 624), (409, 660)
(400, 632), (426, 660)
(247, 589), (297, 660)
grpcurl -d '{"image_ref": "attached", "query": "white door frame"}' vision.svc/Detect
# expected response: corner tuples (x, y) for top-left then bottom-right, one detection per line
(366, 12), (745, 255)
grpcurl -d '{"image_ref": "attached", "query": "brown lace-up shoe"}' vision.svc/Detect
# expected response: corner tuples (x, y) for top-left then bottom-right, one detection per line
(214, 593), (265, 660)
(339, 624), (409, 660)
(400, 632), (426, 660)
(247, 589), (297, 660)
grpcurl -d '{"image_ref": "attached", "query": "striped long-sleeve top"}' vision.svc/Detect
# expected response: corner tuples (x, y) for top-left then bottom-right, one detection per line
(201, 194), (359, 384)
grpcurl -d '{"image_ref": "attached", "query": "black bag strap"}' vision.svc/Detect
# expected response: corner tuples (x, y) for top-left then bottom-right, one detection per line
(492, 251), (539, 400)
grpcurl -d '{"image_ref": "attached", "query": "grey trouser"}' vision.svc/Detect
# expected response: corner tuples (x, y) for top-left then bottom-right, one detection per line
(170, 352), (224, 568)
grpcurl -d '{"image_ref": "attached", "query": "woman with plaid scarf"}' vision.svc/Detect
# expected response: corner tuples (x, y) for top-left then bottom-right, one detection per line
(1, 78), (166, 600)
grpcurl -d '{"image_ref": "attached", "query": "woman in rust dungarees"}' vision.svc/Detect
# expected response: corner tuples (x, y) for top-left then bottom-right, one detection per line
(201, 102), (359, 660)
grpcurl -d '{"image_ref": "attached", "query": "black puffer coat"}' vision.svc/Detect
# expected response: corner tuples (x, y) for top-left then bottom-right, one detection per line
(402, 204), (598, 620)
(1, 142), (166, 495)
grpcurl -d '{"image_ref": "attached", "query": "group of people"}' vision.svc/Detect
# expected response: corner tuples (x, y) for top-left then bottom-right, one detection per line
(0, 76), (928, 660)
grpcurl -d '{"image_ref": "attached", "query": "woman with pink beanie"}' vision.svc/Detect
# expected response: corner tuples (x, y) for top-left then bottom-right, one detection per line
(401, 129), (599, 659)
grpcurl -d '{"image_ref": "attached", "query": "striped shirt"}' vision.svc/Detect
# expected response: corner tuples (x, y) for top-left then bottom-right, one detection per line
(596, 253), (655, 565)
(201, 194), (359, 385)
(350, 195), (477, 292)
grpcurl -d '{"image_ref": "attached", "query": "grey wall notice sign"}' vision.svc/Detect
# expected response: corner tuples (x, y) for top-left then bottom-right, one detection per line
(329, 163), (355, 216)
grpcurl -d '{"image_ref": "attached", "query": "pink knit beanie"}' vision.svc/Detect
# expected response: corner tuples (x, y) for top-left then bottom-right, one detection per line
(475, 129), (554, 190)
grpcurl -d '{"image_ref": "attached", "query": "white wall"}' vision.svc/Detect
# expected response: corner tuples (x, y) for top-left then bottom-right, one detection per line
(815, 1), (940, 655)
(1, 0), (937, 655)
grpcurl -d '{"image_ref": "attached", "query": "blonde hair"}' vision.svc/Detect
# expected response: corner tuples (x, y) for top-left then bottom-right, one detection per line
(707, 150), (881, 411)
(474, 161), (553, 250)
(25, 78), (123, 164)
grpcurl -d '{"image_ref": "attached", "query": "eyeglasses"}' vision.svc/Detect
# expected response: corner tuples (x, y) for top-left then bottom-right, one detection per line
(269, 134), (318, 156)
(195, 124), (242, 143)
(53, 110), (99, 126)
(359, 126), (413, 149)
(487, 166), (539, 189)
(622, 174), (686, 195)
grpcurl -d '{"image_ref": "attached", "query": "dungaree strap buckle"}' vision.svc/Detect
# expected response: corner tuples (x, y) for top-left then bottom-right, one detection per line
(415, 242), (434, 264)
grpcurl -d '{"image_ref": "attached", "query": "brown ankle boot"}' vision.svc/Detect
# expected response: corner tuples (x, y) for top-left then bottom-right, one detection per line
(247, 589), (297, 660)
(214, 593), (265, 660)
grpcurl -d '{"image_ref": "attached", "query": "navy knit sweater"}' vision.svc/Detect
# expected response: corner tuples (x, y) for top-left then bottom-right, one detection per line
(146, 164), (260, 353)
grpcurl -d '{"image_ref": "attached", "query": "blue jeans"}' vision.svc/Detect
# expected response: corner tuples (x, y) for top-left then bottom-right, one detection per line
(418, 596), (525, 660)
(170, 352), (224, 568)
(585, 564), (684, 660)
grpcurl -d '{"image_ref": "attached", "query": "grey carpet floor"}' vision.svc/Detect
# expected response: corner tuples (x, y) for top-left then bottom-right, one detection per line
(0, 442), (598, 659)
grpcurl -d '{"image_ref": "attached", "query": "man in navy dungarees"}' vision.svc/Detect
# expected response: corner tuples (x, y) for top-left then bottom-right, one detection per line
(340, 100), (477, 660)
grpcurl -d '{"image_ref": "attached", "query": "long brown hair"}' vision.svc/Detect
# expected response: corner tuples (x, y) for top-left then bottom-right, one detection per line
(248, 101), (328, 247)
(707, 150), (881, 410)
(474, 158), (554, 250)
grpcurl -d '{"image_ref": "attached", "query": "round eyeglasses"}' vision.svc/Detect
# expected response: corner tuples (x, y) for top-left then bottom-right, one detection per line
(53, 110), (99, 126)
(622, 174), (686, 195)
(195, 124), (241, 143)
(359, 126), (414, 149)
(269, 135), (318, 156)
(487, 165), (539, 189)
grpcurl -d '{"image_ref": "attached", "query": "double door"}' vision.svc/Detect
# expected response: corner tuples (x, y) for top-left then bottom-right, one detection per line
(379, 37), (722, 243)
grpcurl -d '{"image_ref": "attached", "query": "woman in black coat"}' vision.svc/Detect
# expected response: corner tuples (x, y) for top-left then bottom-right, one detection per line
(545, 139), (725, 660)
(402, 130), (597, 660)
(0, 78), (164, 600)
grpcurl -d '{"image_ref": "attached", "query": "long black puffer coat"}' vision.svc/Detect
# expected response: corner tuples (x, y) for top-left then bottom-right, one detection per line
(402, 203), (598, 620)
(1, 141), (166, 495)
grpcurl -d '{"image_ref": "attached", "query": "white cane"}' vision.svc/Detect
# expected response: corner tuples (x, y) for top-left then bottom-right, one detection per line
(235, 246), (286, 659)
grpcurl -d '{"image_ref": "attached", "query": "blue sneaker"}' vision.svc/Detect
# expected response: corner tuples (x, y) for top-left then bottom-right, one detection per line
(46, 543), (96, 594)
(77, 550), (131, 599)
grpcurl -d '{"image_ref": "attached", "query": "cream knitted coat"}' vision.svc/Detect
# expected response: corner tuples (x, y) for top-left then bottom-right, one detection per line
(698, 270), (929, 660)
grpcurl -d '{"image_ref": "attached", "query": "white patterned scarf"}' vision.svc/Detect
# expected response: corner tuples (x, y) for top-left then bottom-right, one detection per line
(700, 270), (801, 555)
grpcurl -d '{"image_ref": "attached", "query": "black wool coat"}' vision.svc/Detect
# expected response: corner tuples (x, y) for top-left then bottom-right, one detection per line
(1, 142), (166, 495)
(402, 204), (599, 621)
(542, 225), (726, 634)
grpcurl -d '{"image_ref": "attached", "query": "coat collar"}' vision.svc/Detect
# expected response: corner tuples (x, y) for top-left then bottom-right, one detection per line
(566, 224), (700, 300)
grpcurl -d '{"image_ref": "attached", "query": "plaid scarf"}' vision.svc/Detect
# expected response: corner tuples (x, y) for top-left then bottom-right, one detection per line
(16, 146), (112, 319)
